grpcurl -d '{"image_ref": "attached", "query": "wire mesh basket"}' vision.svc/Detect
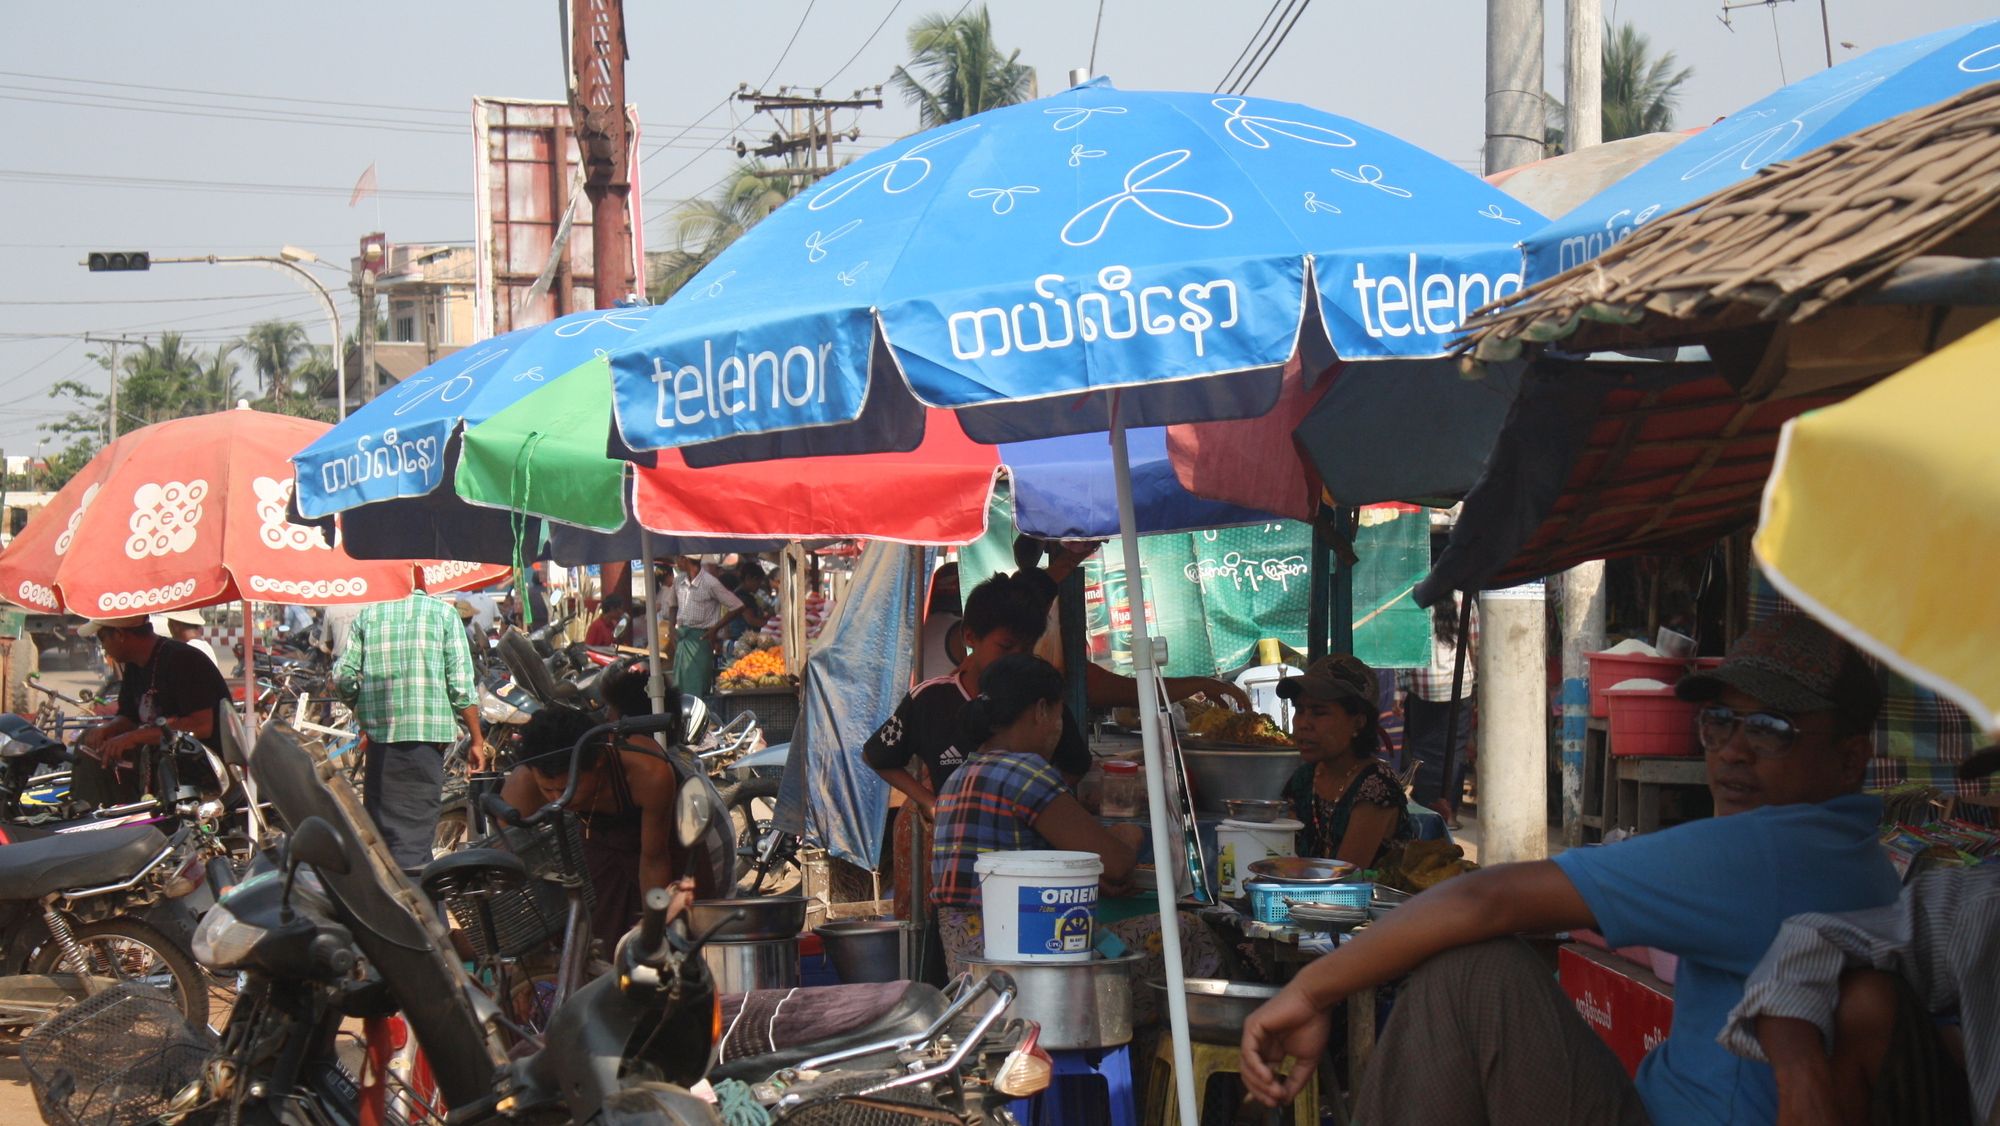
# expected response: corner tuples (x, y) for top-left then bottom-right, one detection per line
(21, 982), (218, 1126)
(447, 810), (597, 959)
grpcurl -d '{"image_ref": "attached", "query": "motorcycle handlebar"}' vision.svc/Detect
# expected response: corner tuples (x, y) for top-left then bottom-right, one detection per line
(480, 792), (525, 829)
(637, 886), (671, 955)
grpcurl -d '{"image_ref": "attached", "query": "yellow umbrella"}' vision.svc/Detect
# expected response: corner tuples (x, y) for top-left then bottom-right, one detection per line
(1755, 316), (2000, 734)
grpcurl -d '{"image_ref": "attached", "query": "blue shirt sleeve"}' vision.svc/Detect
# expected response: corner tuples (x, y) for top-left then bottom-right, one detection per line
(1554, 811), (1793, 972)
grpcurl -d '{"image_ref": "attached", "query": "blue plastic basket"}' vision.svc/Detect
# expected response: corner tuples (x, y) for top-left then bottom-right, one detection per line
(1244, 880), (1371, 926)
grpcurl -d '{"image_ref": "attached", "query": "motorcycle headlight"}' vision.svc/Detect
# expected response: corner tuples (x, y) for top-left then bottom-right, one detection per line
(192, 902), (265, 970)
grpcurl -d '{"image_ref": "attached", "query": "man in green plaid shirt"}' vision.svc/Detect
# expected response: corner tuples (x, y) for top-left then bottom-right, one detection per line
(335, 590), (487, 869)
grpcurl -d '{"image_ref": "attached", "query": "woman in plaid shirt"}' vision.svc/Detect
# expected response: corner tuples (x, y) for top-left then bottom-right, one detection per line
(929, 654), (1222, 1017)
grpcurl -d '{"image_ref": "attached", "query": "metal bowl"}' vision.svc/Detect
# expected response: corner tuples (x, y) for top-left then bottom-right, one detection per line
(964, 953), (1140, 1050)
(689, 895), (806, 942)
(1247, 856), (1356, 885)
(1222, 798), (1289, 824)
(1180, 747), (1302, 815)
(1146, 978), (1281, 1043)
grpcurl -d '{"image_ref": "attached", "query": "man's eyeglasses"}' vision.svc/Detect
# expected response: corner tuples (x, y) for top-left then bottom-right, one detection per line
(1696, 705), (1810, 759)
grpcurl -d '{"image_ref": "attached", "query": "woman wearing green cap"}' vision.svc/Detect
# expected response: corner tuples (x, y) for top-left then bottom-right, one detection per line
(1277, 654), (1415, 868)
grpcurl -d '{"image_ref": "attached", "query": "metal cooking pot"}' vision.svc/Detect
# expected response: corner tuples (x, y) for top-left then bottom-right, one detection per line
(814, 918), (911, 984)
(1180, 747), (1300, 814)
(1147, 978), (1281, 1043)
(963, 954), (1140, 1050)
(690, 896), (806, 942)
(703, 937), (799, 993)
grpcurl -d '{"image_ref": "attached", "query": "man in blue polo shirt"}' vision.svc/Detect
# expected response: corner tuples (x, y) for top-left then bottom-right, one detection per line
(1238, 614), (1901, 1125)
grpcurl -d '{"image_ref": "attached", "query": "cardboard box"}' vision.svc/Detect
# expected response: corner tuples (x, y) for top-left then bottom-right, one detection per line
(1559, 942), (1676, 1077)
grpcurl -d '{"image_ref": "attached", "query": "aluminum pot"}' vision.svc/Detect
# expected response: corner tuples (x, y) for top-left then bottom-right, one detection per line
(690, 896), (807, 942)
(1180, 747), (1300, 814)
(814, 918), (911, 984)
(702, 937), (799, 994)
(1147, 978), (1281, 1044)
(962, 953), (1140, 1050)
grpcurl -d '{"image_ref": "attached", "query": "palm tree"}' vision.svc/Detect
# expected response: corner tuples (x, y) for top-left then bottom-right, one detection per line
(891, 5), (1035, 130)
(1601, 22), (1694, 141)
(649, 161), (801, 301)
(199, 342), (242, 413)
(239, 320), (311, 400)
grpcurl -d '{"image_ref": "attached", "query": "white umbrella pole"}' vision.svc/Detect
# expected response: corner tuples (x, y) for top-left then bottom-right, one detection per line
(1109, 412), (1199, 1126)
(639, 528), (668, 717)
(241, 599), (257, 738)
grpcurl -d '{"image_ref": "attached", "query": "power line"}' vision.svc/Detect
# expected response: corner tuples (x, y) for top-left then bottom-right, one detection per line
(0, 69), (466, 118)
(0, 168), (468, 201)
(1236, 0), (1314, 95)
(824, 0), (906, 87)
(1089, 0), (1109, 73)
(1217, 1), (1287, 93)
(759, 0), (821, 89)
(0, 292), (323, 307)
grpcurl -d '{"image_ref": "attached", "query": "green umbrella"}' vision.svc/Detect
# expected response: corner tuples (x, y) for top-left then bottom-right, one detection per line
(455, 357), (629, 532)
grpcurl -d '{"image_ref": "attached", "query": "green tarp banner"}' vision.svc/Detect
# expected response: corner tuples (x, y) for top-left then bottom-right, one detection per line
(962, 497), (1433, 675)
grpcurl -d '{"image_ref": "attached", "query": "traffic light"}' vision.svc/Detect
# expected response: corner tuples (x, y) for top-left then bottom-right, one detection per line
(86, 251), (150, 272)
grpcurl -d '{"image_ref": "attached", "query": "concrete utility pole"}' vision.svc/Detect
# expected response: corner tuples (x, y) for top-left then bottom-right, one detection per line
(81, 334), (139, 441)
(1478, 583), (1549, 863)
(736, 88), (884, 185)
(1559, 0), (1605, 846)
(1565, 0), (1602, 152)
(1485, 0), (1546, 174)
(569, 0), (636, 307)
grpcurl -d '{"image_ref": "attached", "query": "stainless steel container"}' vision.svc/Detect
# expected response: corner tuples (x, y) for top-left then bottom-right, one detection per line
(702, 937), (799, 994)
(1180, 747), (1300, 814)
(962, 953), (1139, 1050)
(1148, 978), (1281, 1043)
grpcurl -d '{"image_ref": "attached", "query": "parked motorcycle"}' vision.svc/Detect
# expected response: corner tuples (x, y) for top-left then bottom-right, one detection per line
(106, 719), (1046, 1126)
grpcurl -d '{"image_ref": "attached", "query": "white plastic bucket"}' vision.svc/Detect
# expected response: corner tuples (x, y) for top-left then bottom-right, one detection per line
(1215, 818), (1302, 897)
(974, 850), (1103, 962)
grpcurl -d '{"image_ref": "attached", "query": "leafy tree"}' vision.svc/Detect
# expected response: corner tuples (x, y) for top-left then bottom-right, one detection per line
(891, 5), (1035, 130)
(1602, 22), (1694, 141)
(649, 161), (800, 301)
(240, 319), (311, 400)
(37, 328), (326, 489)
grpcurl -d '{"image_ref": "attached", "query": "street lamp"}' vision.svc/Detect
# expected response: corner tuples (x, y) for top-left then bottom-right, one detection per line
(82, 247), (348, 419)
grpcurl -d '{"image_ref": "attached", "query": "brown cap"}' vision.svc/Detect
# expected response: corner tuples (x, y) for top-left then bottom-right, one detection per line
(1676, 615), (1879, 728)
(1276, 653), (1377, 707)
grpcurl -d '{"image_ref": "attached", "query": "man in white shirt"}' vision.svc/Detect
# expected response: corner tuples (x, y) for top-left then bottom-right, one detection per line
(661, 555), (744, 700)
(152, 610), (221, 670)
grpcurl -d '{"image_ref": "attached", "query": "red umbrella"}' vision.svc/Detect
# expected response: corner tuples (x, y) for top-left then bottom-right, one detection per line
(0, 407), (506, 615)
(0, 407), (509, 726)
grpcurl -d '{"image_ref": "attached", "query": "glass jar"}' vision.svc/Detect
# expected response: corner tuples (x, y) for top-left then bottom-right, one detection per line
(1100, 760), (1143, 819)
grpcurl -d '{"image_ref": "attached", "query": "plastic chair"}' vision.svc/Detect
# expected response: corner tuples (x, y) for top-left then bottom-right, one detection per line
(1147, 1038), (1319, 1126)
(1010, 1044), (1137, 1126)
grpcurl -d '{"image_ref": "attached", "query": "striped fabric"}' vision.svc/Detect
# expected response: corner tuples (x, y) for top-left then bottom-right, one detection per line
(1720, 867), (1997, 1123)
(929, 750), (1069, 910)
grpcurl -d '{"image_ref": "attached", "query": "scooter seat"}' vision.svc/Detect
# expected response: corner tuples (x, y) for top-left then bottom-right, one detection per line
(0, 822), (168, 899)
(709, 981), (947, 1082)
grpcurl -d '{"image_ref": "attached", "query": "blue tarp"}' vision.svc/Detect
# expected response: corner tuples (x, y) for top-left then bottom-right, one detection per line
(774, 541), (934, 868)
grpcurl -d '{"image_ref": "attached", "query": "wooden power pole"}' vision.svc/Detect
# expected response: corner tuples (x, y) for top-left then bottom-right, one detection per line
(569, 0), (635, 309)
(735, 87), (884, 185)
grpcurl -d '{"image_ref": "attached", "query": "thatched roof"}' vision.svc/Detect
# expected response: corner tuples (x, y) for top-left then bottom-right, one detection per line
(1458, 82), (2000, 379)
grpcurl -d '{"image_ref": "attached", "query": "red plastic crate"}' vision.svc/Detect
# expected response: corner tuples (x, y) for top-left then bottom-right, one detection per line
(1607, 686), (1700, 757)
(1560, 943), (1676, 1077)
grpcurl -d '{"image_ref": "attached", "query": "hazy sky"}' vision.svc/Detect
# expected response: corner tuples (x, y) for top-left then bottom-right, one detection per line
(2, 0), (1991, 454)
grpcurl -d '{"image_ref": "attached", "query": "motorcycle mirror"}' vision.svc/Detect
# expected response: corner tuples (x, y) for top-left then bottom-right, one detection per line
(287, 816), (353, 878)
(675, 785), (715, 850)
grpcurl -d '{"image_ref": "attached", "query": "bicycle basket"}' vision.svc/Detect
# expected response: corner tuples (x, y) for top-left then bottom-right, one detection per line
(773, 1071), (959, 1126)
(446, 812), (596, 960)
(21, 982), (217, 1126)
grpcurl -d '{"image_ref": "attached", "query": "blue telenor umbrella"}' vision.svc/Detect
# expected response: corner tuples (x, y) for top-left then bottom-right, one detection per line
(603, 78), (1547, 454)
(290, 305), (654, 519)
(591, 78), (1543, 1126)
(1523, 17), (2000, 282)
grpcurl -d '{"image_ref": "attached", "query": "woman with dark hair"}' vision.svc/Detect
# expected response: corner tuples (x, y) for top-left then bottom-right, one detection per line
(1278, 654), (1416, 867)
(929, 654), (1223, 1015)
